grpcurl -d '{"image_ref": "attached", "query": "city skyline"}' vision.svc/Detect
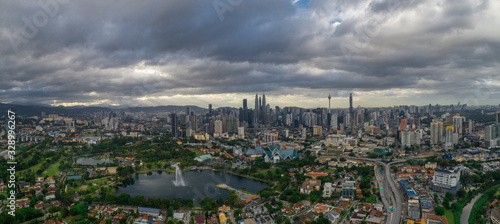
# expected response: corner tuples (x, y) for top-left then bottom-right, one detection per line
(1, 0), (500, 108)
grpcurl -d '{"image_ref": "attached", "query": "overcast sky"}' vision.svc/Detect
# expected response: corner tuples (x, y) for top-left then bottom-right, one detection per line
(1, 0), (499, 109)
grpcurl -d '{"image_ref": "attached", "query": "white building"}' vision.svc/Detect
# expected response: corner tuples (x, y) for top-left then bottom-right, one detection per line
(401, 130), (421, 147)
(430, 121), (443, 145)
(214, 120), (223, 135)
(323, 182), (332, 198)
(238, 127), (245, 138)
(430, 167), (461, 194)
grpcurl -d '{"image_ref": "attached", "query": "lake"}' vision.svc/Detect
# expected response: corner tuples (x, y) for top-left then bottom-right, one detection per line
(115, 170), (268, 201)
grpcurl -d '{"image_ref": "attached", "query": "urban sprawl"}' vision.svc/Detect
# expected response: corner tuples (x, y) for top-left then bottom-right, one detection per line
(1, 96), (500, 224)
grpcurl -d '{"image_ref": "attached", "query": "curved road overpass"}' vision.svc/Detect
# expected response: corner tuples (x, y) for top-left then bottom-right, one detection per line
(341, 156), (404, 224)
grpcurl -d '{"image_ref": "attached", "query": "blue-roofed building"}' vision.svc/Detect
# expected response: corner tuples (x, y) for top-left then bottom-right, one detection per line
(400, 181), (419, 200)
(138, 207), (160, 217)
(67, 175), (82, 180)
(263, 146), (300, 163)
(421, 200), (433, 207)
(194, 154), (213, 162)
(245, 146), (265, 157)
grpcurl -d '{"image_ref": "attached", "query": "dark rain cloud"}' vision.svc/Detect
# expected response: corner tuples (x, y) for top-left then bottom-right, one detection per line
(0, 0), (499, 107)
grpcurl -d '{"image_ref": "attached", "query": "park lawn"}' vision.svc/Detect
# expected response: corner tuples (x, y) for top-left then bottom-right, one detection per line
(192, 149), (205, 157)
(45, 159), (63, 177)
(27, 162), (44, 172)
(445, 209), (455, 224)
(257, 168), (271, 174)
(87, 177), (109, 186)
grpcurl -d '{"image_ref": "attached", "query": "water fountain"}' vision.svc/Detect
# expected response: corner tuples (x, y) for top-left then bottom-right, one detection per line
(171, 163), (186, 186)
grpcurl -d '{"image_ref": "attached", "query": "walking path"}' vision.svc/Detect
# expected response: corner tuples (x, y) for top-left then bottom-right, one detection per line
(460, 193), (483, 224)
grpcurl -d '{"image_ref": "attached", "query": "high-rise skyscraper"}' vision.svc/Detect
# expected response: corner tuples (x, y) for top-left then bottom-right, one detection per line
(208, 104), (212, 116)
(254, 93), (259, 126)
(259, 97), (262, 113)
(431, 121), (444, 145)
(171, 113), (178, 138)
(262, 93), (266, 123)
(400, 117), (407, 131)
(349, 93), (354, 134)
(496, 111), (500, 124)
(241, 99), (248, 123)
(328, 92), (331, 114)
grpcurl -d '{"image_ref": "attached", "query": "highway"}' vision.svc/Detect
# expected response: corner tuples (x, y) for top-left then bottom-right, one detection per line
(341, 156), (404, 224)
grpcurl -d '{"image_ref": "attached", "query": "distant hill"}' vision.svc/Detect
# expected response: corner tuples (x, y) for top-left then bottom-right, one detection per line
(0, 103), (213, 117)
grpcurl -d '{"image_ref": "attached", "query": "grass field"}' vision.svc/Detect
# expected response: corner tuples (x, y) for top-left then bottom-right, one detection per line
(192, 149), (205, 157)
(87, 177), (109, 186)
(27, 162), (44, 172)
(45, 159), (63, 177)
(445, 209), (455, 224)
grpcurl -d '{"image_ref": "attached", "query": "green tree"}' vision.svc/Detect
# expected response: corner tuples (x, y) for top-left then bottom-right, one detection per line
(434, 206), (445, 216)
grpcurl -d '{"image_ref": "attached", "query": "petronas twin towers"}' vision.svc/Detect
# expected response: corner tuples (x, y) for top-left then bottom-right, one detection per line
(254, 93), (270, 127)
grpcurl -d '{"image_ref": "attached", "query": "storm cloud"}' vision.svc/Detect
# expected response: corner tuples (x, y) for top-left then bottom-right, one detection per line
(1, 0), (499, 108)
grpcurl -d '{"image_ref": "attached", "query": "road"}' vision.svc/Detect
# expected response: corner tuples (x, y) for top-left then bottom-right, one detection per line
(374, 165), (390, 211)
(386, 161), (403, 224)
(460, 193), (483, 224)
(341, 156), (404, 224)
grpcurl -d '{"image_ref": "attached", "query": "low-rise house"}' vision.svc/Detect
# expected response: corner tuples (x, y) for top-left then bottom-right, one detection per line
(219, 205), (231, 213)
(325, 210), (340, 223)
(51, 200), (61, 207)
(173, 213), (184, 220)
(300, 178), (322, 195)
(232, 158), (248, 169)
(312, 203), (331, 214)
(208, 214), (218, 224)
(293, 202), (305, 211)
(365, 216), (383, 224)
(350, 212), (367, 222)
(193, 215), (205, 224)
(134, 215), (151, 224)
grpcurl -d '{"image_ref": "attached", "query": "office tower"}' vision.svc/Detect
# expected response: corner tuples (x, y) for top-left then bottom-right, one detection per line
(241, 99), (248, 123)
(431, 121), (444, 145)
(401, 130), (421, 147)
(400, 117), (407, 131)
(445, 126), (455, 150)
(254, 93), (259, 126)
(259, 97), (262, 112)
(187, 107), (191, 116)
(453, 116), (465, 136)
(208, 117), (214, 134)
(222, 117), (238, 133)
(262, 93), (266, 122)
(313, 125), (322, 137)
(238, 127), (244, 137)
(468, 120), (475, 133)
(497, 111), (500, 124)
(331, 113), (338, 130)
(171, 113), (178, 138)
(349, 93), (354, 134)
(208, 104), (212, 116)
(214, 120), (223, 135)
(485, 124), (500, 148)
